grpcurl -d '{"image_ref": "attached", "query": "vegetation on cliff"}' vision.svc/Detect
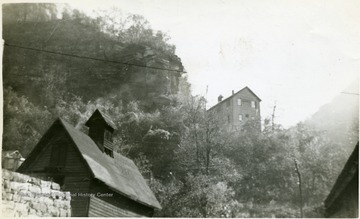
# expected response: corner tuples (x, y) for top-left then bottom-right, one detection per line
(2, 3), (357, 217)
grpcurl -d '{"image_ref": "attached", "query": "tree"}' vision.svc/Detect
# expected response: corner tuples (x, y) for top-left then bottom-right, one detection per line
(2, 87), (52, 156)
(2, 3), (58, 24)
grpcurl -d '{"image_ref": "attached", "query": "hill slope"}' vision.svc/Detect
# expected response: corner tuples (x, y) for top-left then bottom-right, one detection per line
(304, 80), (359, 154)
(3, 5), (185, 111)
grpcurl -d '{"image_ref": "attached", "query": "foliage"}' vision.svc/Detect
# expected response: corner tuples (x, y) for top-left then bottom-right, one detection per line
(288, 123), (348, 206)
(2, 87), (52, 156)
(3, 3), (185, 111)
(2, 3), (58, 23)
(3, 81), (351, 217)
(2, 3), (356, 218)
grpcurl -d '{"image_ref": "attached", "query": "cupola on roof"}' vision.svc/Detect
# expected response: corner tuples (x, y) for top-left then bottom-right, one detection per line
(85, 109), (116, 131)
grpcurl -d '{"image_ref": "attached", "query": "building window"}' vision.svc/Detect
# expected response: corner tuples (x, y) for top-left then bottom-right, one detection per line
(251, 116), (255, 120)
(245, 114), (249, 118)
(239, 115), (243, 121)
(227, 115), (230, 123)
(237, 99), (242, 106)
(251, 101), (255, 108)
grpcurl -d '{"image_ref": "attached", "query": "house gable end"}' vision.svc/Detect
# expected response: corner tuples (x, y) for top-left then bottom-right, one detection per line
(240, 87), (261, 101)
(18, 119), (94, 179)
(17, 119), (64, 173)
(234, 87), (261, 102)
(60, 119), (162, 210)
(58, 119), (96, 178)
(207, 86), (261, 111)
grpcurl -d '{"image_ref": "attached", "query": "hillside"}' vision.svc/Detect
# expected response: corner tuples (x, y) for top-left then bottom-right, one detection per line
(2, 5), (185, 111)
(304, 80), (359, 155)
(2, 3), (356, 217)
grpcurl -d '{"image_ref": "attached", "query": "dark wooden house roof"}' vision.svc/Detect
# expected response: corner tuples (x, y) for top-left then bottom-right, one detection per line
(20, 118), (161, 210)
(60, 119), (161, 209)
(324, 142), (358, 217)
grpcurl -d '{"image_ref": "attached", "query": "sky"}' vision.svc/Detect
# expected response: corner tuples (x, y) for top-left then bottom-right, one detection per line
(5, 0), (360, 127)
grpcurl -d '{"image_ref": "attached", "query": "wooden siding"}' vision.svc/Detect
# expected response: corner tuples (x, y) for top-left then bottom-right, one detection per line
(62, 136), (92, 217)
(86, 110), (115, 152)
(19, 124), (93, 217)
(49, 136), (68, 168)
(89, 196), (144, 217)
(21, 129), (89, 177)
(27, 143), (52, 171)
(64, 177), (91, 217)
(18, 118), (160, 216)
(64, 137), (91, 176)
(325, 143), (358, 218)
(88, 123), (105, 151)
(24, 131), (67, 172)
(88, 181), (154, 217)
(326, 172), (358, 218)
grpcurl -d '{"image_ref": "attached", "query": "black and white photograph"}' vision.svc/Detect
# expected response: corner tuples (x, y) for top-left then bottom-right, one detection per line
(1, 0), (359, 217)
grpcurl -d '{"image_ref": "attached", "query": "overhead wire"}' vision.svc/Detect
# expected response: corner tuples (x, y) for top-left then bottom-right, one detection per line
(4, 42), (187, 74)
(341, 92), (359, 96)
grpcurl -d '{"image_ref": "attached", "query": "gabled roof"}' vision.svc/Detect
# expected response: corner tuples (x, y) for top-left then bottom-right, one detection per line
(240, 86), (261, 101)
(59, 119), (161, 210)
(324, 142), (358, 211)
(208, 86), (261, 111)
(85, 109), (117, 130)
(19, 118), (161, 210)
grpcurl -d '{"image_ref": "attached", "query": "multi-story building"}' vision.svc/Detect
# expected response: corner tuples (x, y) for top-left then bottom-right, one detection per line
(207, 86), (261, 131)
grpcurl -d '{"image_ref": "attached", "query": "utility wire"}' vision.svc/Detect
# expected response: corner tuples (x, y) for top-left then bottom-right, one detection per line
(4, 42), (187, 74)
(341, 92), (359, 96)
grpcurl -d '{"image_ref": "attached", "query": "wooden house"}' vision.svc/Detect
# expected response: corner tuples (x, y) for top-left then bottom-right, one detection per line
(17, 109), (161, 217)
(324, 142), (358, 218)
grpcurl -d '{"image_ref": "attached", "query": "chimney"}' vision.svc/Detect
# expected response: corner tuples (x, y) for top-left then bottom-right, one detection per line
(85, 109), (116, 157)
(218, 95), (223, 102)
(232, 90), (234, 95)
